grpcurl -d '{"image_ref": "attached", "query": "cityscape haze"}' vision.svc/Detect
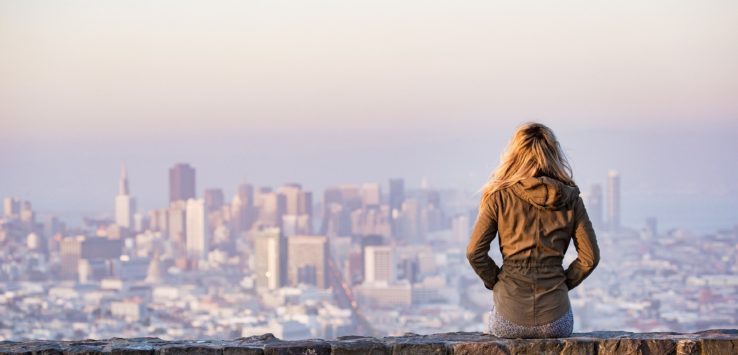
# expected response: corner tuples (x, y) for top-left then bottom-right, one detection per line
(1, 0), (737, 341)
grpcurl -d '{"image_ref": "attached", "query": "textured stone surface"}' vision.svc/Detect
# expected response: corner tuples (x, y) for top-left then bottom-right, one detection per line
(1, 329), (737, 354)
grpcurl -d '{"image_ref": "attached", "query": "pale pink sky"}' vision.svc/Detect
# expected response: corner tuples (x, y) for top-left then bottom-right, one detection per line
(1, 1), (737, 231)
(2, 0), (737, 141)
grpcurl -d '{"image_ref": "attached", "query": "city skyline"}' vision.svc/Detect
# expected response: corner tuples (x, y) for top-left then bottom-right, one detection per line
(1, 0), (736, 342)
(2, 161), (735, 340)
(2, 0), (737, 234)
(3, 155), (734, 235)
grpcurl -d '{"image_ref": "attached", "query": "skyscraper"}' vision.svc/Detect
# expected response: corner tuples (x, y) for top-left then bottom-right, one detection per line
(320, 185), (360, 236)
(3, 197), (20, 217)
(255, 191), (287, 228)
(185, 198), (209, 261)
(60, 235), (83, 280)
(115, 164), (136, 229)
(388, 178), (405, 213)
(169, 163), (196, 203)
(287, 235), (328, 288)
(203, 188), (224, 211)
(231, 183), (257, 233)
(237, 183), (255, 208)
(277, 183), (303, 215)
(276, 183), (313, 235)
(168, 200), (187, 246)
(607, 170), (621, 231)
(253, 227), (286, 290)
(298, 190), (312, 217)
(389, 178), (405, 238)
(364, 245), (395, 284)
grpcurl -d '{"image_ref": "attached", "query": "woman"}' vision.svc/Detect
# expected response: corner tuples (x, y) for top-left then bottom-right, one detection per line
(466, 122), (600, 338)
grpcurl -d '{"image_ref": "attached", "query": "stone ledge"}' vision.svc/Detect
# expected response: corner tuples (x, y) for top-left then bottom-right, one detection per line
(1, 329), (736, 355)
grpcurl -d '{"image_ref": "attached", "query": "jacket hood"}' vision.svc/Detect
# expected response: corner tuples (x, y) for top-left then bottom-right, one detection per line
(510, 176), (580, 210)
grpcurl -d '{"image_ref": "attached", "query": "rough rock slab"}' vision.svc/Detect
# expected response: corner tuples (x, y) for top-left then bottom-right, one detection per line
(1, 329), (737, 355)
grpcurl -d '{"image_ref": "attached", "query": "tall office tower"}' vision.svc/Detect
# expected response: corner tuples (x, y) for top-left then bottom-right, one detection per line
(254, 186), (273, 207)
(276, 183), (313, 234)
(278, 183), (303, 215)
(587, 184), (604, 229)
(115, 164), (137, 229)
(253, 227), (286, 290)
(60, 235), (83, 280)
(364, 245), (395, 284)
(388, 178), (405, 213)
(321, 203), (351, 237)
(203, 188), (224, 211)
(231, 183), (257, 233)
(237, 183), (255, 208)
(3, 197), (20, 217)
(299, 190), (313, 216)
(185, 198), (209, 260)
(321, 187), (342, 232)
(287, 235), (329, 288)
(169, 163), (196, 203)
(300, 191), (314, 233)
(256, 191), (287, 228)
(320, 185), (361, 236)
(231, 196), (257, 234)
(607, 170), (621, 231)
(15, 200), (33, 225)
(361, 183), (381, 208)
(168, 200), (187, 247)
(399, 199), (421, 242)
(388, 179), (405, 241)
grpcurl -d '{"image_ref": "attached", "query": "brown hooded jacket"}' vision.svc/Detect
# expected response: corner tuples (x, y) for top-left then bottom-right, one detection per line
(466, 176), (600, 326)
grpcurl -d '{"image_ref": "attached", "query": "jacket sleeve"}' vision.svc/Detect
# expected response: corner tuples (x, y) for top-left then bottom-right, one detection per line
(564, 196), (601, 290)
(466, 195), (501, 290)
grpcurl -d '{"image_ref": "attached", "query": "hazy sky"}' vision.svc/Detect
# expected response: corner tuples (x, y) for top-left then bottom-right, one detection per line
(1, 0), (737, 232)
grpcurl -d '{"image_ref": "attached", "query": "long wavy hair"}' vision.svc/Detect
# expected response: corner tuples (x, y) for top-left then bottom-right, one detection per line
(478, 122), (576, 205)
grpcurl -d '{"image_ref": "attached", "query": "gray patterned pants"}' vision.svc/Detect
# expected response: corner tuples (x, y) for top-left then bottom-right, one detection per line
(487, 303), (574, 338)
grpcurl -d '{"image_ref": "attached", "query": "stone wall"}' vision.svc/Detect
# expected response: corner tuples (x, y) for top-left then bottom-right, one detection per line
(1, 329), (736, 354)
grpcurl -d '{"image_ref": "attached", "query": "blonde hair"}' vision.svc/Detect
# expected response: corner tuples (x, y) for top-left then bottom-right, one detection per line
(478, 122), (576, 204)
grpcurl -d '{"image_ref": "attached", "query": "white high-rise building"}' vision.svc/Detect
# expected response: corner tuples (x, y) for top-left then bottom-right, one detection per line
(254, 227), (285, 290)
(364, 245), (395, 284)
(3, 197), (21, 217)
(185, 198), (209, 260)
(115, 164), (136, 229)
